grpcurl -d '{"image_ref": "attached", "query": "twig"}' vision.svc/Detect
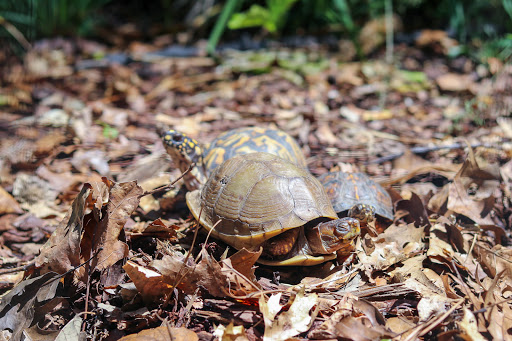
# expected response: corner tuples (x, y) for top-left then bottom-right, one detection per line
(0, 260), (35, 275)
(40, 247), (103, 287)
(369, 142), (503, 164)
(0, 15), (31, 50)
(397, 298), (464, 341)
(139, 164), (193, 198)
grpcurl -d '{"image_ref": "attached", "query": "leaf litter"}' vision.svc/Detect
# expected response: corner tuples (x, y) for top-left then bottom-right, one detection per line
(0, 33), (511, 340)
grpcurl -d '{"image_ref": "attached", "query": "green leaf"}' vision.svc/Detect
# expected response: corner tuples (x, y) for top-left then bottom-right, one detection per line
(228, 4), (270, 30)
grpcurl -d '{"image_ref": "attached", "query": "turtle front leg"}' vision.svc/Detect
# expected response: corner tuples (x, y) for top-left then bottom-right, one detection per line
(263, 228), (300, 257)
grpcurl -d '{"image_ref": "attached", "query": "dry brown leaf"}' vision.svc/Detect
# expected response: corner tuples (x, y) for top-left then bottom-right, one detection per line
(213, 322), (250, 341)
(316, 123), (338, 145)
(118, 325), (198, 341)
(0, 186), (23, 214)
(130, 218), (179, 240)
(35, 184), (91, 274)
(358, 223), (424, 279)
(447, 151), (500, 225)
(436, 73), (474, 92)
(86, 181), (141, 272)
(35, 166), (84, 194)
(415, 29), (459, 54)
(261, 288), (318, 341)
(458, 308), (486, 341)
(359, 14), (403, 54)
(396, 192), (432, 228)
(0, 272), (60, 340)
(310, 296), (394, 341)
(123, 261), (173, 305)
(152, 248), (261, 298)
(12, 173), (60, 218)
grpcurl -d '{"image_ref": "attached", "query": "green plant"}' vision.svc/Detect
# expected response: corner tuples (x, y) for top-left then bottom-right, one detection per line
(207, 0), (243, 56)
(0, 0), (112, 43)
(207, 0), (299, 55)
(227, 0), (299, 33)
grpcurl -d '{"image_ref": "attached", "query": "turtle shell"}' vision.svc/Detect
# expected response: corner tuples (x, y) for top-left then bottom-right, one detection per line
(203, 127), (307, 174)
(186, 153), (339, 265)
(318, 172), (394, 220)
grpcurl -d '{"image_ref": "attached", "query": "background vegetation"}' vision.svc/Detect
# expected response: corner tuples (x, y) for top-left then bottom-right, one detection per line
(0, 0), (511, 60)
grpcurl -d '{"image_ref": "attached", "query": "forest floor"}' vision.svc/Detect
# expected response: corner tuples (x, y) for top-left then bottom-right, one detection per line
(0, 32), (511, 340)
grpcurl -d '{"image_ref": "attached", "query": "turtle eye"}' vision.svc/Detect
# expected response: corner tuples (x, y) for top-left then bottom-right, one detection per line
(172, 134), (184, 143)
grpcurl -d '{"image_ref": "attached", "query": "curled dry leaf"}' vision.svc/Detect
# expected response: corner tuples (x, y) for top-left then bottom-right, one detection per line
(261, 288), (318, 341)
(357, 223), (424, 279)
(35, 184), (91, 274)
(309, 294), (394, 340)
(35, 180), (141, 279)
(123, 261), (173, 306)
(85, 181), (142, 272)
(151, 248), (261, 298)
(447, 149), (500, 225)
(395, 192), (431, 228)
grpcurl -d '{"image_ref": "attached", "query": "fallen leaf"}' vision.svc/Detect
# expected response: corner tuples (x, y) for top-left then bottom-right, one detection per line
(86, 181), (142, 272)
(152, 248), (261, 298)
(262, 288), (318, 341)
(55, 314), (84, 341)
(118, 325), (198, 341)
(213, 322), (250, 341)
(436, 73), (474, 92)
(447, 150), (500, 225)
(415, 29), (459, 54)
(35, 184), (91, 274)
(458, 307), (486, 341)
(123, 260), (173, 305)
(0, 186), (23, 214)
(0, 272), (60, 340)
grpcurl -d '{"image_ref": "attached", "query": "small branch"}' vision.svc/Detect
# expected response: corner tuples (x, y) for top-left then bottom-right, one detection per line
(368, 142), (503, 164)
(0, 260), (35, 275)
(0, 15), (31, 50)
(139, 165), (193, 198)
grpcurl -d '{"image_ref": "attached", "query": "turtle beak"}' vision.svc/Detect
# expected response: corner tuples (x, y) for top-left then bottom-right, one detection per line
(308, 217), (360, 254)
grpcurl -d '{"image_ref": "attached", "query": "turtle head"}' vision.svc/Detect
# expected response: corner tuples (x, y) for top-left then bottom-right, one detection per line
(162, 130), (207, 190)
(307, 217), (360, 254)
(348, 204), (375, 225)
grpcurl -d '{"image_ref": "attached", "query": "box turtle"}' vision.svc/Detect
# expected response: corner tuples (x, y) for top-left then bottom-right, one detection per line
(318, 172), (394, 223)
(186, 152), (360, 266)
(163, 127), (307, 191)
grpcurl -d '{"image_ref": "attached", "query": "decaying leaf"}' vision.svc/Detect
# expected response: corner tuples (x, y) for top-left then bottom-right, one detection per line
(447, 149), (500, 225)
(0, 272), (60, 341)
(86, 181), (142, 272)
(261, 288), (318, 341)
(55, 314), (85, 341)
(35, 184), (91, 274)
(123, 260), (173, 305)
(458, 308), (486, 341)
(149, 247), (261, 299)
(309, 294), (394, 340)
(213, 322), (250, 341)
